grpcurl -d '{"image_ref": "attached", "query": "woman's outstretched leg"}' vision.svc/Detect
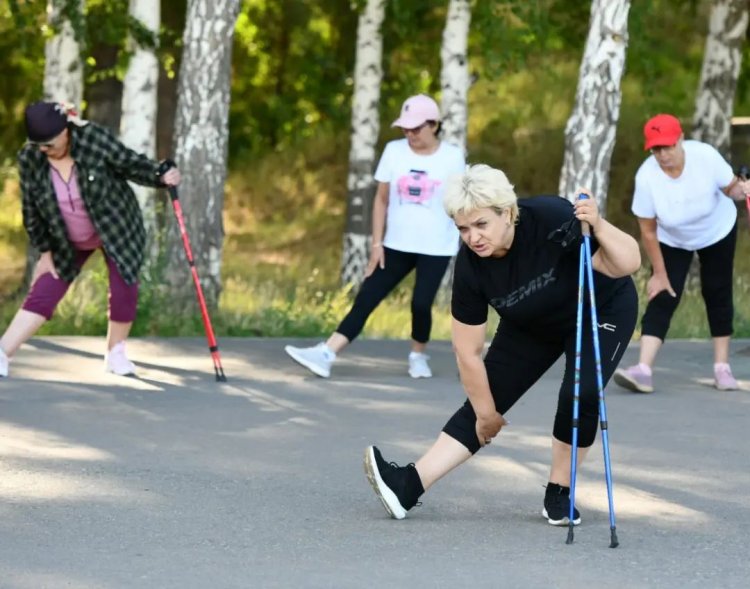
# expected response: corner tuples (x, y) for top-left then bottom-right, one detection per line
(364, 433), (472, 519)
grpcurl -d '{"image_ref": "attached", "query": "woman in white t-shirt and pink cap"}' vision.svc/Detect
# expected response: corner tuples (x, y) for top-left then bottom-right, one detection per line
(614, 114), (750, 393)
(285, 94), (465, 379)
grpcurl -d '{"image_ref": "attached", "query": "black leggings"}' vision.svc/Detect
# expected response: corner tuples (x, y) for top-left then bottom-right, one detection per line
(336, 247), (451, 343)
(443, 279), (638, 454)
(641, 224), (736, 340)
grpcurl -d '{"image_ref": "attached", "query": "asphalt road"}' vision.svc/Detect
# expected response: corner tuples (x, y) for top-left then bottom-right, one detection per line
(1, 336), (748, 589)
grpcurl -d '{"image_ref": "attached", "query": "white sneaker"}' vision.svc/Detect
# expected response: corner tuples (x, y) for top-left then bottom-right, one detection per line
(0, 347), (8, 378)
(408, 352), (432, 378)
(284, 343), (334, 378)
(105, 341), (136, 376)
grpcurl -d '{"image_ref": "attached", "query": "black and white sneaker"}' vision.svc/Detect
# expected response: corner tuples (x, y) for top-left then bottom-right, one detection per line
(542, 482), (581, 526)
(363, 446), (423, 520)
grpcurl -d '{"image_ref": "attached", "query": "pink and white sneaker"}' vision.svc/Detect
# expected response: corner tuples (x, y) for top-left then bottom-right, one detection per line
(105, 341), (136, 376)
(714, 363), (738, 391)
(613, 364), (653, 393)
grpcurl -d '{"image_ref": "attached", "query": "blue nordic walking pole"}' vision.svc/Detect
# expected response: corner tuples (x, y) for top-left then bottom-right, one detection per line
(582, 218), (619, 549)
(566, 193), (619, 548)
(565, 198), (587, 546)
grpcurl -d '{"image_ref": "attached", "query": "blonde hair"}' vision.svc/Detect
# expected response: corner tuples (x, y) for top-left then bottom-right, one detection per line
(443, 164), (519, 222)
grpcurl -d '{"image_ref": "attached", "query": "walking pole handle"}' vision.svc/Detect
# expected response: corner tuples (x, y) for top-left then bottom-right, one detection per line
(157, 159), (180, 202)
(576, 193), (591, 237)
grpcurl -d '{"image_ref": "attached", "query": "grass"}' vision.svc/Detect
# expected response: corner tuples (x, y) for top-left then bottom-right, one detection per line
(2, 110), (750, 342)
(2, 173), (749, 343)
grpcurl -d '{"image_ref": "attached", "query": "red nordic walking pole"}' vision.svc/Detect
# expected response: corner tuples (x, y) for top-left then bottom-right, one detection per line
(159, 160), (227, 381)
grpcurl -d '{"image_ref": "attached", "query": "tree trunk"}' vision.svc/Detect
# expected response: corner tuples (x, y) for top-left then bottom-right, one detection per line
(26, 0), (85, 291)
(437, 0), (472, 302)
(687, 0), (748, 291)
(120, 0), (161, 278)
(691, 0), (749, 158)
(558, 0), (631, 212)
(157, 0), (187, 161)
(84, 43), (122, 132)
(340, 0), (387, 287)
(164, 0), (240, 309)
(440, 0), (471, 152)
(43, 0), (84, 106)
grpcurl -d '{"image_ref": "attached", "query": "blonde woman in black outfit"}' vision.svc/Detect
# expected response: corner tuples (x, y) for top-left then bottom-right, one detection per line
(364, 164), (641, 526)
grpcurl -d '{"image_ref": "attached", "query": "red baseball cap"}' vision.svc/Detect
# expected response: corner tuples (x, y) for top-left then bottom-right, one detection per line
(643, 114), (683, 150)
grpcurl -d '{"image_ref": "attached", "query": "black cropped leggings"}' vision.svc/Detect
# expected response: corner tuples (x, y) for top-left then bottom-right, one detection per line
(641, 224), (736, 340)
(443, 279), (638, 454)
(336, 247), (451, 344)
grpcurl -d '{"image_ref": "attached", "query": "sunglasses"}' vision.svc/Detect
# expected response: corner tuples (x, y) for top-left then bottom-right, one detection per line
(28, 139), (56, 148)
(402, 122), (429, 135)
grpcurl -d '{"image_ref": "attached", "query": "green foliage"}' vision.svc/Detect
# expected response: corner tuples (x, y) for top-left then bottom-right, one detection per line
(229, 0), (358, 158)
(379, 0), (444, 113)
(0, 0), (179, 161)
(3, 127), (750, 341)
(471, 0), (586, 76)
(3, 0), (750, 345)
(628, 0), (707, 112)
(85, 0), (160, 85)
(0, 1), (45, 162)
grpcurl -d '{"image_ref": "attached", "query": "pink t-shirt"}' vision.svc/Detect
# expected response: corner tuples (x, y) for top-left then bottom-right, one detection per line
(50, 165), (102, 250)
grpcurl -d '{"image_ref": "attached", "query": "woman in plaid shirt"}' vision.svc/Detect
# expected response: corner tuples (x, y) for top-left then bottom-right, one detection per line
(0, 102), (181, 378)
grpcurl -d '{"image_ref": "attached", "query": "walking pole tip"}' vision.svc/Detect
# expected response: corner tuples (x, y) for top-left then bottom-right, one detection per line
(609, 527), (619, 548)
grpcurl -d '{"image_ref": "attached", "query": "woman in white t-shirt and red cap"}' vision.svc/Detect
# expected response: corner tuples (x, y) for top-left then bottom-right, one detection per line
(285, 94), (465, 379)
(614, 114), (750, 394)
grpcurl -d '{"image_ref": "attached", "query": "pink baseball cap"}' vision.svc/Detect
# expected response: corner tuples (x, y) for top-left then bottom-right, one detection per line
(391, 94), (440, 129)
(643, 114), (683, 150)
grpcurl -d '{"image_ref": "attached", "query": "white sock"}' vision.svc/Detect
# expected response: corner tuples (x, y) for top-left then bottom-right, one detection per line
(714, 362), (730, 371)
(637, 362), (652, 376)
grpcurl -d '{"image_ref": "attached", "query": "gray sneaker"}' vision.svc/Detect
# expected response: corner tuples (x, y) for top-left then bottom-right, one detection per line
(613, 364), (653, 393)
(408, 352), (432, 378)
(284, 343), (334, 378)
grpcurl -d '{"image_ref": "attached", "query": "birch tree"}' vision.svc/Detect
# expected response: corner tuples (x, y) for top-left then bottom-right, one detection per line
(26, 0), (85, 288)
(340, 0), (387, 287)
(691, 0), (749, 158)
(164, 0), (241, 308)
(558, 0), (631, 210)
(43, 0), (84, 106)
(440, 0), (472, 152)
(685, 0), (749, 290)
(120, 0), (161, 273)
(437, 0), (471, 300)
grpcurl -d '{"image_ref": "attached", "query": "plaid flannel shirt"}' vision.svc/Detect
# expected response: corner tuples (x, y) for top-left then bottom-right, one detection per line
(18, 122), (164, 285)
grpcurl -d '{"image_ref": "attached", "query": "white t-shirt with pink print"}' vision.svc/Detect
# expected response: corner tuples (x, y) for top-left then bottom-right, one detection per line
(374, 138), (465, 256)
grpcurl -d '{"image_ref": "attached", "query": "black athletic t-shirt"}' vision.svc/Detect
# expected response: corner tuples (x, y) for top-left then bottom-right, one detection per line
(451, 195), (629, 337)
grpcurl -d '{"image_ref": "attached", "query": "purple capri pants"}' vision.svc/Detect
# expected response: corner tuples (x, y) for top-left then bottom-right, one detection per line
(22, 249), (139, 322)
